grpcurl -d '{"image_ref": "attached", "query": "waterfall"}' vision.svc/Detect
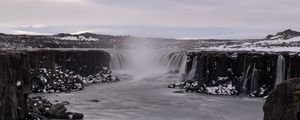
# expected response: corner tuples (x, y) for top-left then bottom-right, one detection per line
(179, 55), (187, 74)
(158, 51), (188, 74)
(241, 64), (259, 95)
(109, 52), (130, 71)
(241, 65), (251, 94)
(275, 55), (285, 86)
(186, 55), (198, 80)
(250, 64), (258, 94)
(109, 50), (188, 74)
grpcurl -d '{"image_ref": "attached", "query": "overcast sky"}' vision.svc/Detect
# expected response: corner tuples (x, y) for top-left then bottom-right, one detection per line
(0, 0), (299, 39)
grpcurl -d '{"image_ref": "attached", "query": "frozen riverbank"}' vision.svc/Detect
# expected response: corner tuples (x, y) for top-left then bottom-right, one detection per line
(37, 71), (265, 120)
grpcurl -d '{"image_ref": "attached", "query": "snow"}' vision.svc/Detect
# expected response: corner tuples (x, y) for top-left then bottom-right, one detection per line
(254, 36), (300, 45)
(206, 83), (237, 95)
(196, 37), (300, 52)
(193, 36), (300, 53)
(55, 35), (99, 41)
(16, 81), (21, 86)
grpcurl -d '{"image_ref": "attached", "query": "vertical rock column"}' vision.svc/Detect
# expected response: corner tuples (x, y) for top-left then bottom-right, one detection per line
(0, 52), (31, 120)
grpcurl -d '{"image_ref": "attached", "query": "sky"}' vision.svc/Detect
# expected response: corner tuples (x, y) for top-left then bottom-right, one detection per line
(0, 0), (300, 39)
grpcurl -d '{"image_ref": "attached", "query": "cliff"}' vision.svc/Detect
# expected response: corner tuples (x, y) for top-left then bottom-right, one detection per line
(0, 51), (30, 120)
(0, 49), (113, 119)
(173, 51), (300, 96)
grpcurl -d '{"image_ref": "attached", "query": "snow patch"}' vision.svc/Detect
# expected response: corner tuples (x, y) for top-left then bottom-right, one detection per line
(55, 35), (98, 41)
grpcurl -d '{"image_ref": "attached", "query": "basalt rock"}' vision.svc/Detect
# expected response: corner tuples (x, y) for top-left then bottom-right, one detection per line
(28, 50), (118, 93)
(177, 51), (300, 96)
(0, 49), (114, 119)
(263, 78), (300, 120)
(26, 96), (84, 120)
(0, 51), (31, 120)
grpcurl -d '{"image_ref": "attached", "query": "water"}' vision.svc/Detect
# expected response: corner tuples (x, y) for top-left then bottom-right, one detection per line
(241, 65), (251, 94)
(37, 41), (265, 120)
(179, 54), (187, 74)
(186, 55), (198, 80)
(250, 64), (258, 94)
(275, 55), (286, 87)
(109, 46), (188, 77)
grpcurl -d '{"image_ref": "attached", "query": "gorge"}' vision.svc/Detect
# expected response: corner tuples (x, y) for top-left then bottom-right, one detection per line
(1, 29), (300, 119)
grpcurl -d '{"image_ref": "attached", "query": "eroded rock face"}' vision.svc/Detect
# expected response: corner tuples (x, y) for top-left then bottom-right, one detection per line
(0, 50), (114, 119)
(27, 50), (120, 93)
(0, 52), (31, 120)
(172, 51), (300, 96)
(26, 96), (84, 120)
(263, 78), (300, 120)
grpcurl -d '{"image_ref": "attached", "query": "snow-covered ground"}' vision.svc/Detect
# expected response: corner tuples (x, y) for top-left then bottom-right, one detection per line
(195, 36), (300, 53)
(38, 70), (265, 120)
(55, 35), (99, 41)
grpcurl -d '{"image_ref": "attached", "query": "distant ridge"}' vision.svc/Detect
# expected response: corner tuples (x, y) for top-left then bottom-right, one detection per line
(266, 29), (300, 40)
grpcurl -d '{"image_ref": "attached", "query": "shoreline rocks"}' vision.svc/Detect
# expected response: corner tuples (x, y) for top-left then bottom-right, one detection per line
(263, 78), (300, 120)
(26, 96), (84, 120)
(169, 51), (300, 97)
(0, 50), (118, 119)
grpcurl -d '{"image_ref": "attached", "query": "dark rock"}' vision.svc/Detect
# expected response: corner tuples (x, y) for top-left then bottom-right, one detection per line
(28, 50), (118, 93)
(88, 99), (100, 102)
(49, 103), (67, 118)
(61, 101), (70, 105)
(0, 52), (31, 120)
(168, 84), (176, 88)
(59, 112), (84, 119)
(265, 29), (300, 40)
(173, 90), (185, 93)
(0, 50), (115, 119)
(26, 96), (84, 119)
(263, 78), (300, 120)
(180, 51), (300, 96)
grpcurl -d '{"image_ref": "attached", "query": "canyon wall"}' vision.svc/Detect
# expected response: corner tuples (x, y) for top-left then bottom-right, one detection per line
(0, 49), (112, 119)
(0, 52), (30, 120)
(184, 51), (300, 96)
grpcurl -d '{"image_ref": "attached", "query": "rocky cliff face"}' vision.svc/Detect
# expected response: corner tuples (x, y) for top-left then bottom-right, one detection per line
(0, 51), (31, 120)
(0, 49), (113, 119)
(175, 51), (300, 96)
(27, 50), (117, 93)
(263, 78), (300, 120)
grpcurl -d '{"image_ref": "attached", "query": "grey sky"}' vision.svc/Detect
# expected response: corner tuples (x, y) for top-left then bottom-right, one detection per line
(0, 0), (299, 39)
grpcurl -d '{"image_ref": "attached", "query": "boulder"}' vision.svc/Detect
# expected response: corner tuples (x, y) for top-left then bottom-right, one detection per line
(263, 78), (300, 120)
(27, 96), (84, 119)
(48, 103), (67, 118)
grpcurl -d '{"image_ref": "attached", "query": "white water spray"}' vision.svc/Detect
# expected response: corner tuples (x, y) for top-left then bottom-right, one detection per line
(275, 55), (286, 86)
(108, 39), (189, 81)
(250, 64), (258, 94)
(186, 56), (198, 80)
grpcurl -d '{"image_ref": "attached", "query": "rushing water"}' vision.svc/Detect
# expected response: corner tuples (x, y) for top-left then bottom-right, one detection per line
(186, 55), (198, 80)
(250, 64), (259, 94)
(108, 40), (189, 77)
(275, 55), (286, 87)
(38, 41), (265, 120)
